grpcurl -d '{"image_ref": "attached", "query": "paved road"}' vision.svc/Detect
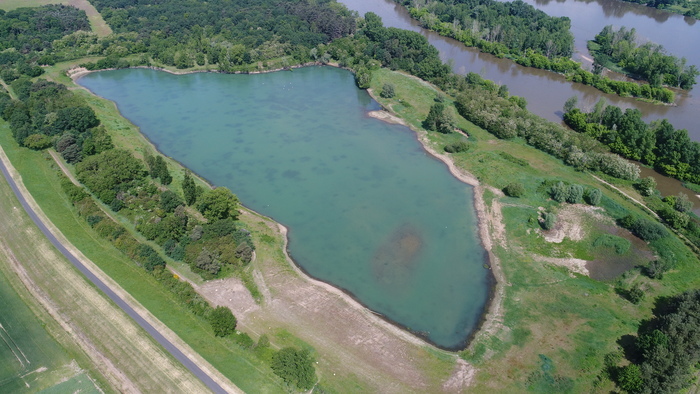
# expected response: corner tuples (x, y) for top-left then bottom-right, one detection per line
(0, 158), (229, 394)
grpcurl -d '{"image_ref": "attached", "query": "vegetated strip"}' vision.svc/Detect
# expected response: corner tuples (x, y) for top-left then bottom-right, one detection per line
(0, 149), (230, 394)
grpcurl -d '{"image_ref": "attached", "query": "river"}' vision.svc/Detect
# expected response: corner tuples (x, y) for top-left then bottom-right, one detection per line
(338, 0), (700, 140)
(77, 66), (491, 350)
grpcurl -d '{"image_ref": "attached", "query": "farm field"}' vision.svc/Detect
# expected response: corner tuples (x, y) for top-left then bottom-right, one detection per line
(0, 238), (100, 393)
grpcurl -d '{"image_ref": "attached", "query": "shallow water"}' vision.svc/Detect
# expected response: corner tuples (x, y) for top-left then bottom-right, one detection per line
(78, 66), (490, 349)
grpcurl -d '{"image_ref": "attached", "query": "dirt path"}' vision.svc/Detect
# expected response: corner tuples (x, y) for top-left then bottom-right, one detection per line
(0, 145), (240, 393)
(48, 150), (80, 185)
(67, 0), (112, 37)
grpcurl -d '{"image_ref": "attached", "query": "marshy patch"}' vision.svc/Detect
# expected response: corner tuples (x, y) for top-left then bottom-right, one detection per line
(585, 225), (654, 281)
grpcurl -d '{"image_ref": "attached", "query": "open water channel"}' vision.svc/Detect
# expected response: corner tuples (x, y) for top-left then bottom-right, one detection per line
(78, 66), (491, 350)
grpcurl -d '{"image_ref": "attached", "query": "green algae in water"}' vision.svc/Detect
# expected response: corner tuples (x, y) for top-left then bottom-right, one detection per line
(78, 66), (490, 349)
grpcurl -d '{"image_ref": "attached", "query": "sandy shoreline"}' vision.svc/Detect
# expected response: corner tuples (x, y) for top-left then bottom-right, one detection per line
(68, 63), (505, 354)
(365, 87), (506, 351)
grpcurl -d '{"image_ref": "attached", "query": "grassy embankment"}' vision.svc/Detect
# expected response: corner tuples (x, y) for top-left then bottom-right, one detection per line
(0, 121), (286, 391)
(369, 67), (700, 391)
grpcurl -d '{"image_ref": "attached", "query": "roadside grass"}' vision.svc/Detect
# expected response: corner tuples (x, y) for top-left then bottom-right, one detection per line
(370, 67), (700, 392)
(0, 123), (286, 392)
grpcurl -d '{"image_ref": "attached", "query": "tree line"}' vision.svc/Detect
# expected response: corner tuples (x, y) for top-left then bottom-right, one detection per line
(591, 25), (698, 90)
(618, 0), (700, 19)
(563, 98), (700, 184)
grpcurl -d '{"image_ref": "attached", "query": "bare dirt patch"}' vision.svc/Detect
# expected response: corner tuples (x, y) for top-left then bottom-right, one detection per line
(541, 204), (604, 244)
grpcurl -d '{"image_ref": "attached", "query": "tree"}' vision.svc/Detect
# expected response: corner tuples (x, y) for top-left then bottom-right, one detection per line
(550, 181), (567, 203)
(423, 102), (456, 133)
(271, 347), (316, 390)
(197, 187), (239, 222)
(208, 306), (236, 337)
(566, 184), (584, 204)
(674, 192), (692, 213)
(563, 95), (578, 114)
(182, 171), (198, 205)
(160, 190), (183, 213)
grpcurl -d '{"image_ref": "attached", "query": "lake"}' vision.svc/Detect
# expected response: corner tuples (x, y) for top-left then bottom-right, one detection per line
(77, 66), (491, 350)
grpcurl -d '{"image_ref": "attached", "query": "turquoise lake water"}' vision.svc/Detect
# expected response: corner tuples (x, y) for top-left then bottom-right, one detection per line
(78, 66), (490, 349)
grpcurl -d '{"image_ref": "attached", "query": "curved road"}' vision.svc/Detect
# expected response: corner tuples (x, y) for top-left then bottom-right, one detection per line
(0, 158), (229, 394)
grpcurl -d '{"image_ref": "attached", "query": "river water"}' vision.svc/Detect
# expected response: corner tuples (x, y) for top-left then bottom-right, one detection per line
(77, 67), (491, 350)
(338, 0), (700, 139)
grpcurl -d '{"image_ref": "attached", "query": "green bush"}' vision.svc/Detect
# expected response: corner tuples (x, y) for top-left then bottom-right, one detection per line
(444, 141), (470, 153)
(541, 212), (557, 230)
(503, 182), (525, 198)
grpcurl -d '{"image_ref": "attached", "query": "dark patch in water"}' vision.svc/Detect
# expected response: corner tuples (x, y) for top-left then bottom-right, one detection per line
(372, 223), (423, 294)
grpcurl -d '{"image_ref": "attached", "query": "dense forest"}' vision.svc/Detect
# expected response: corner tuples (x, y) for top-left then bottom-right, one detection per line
(397, 0), (574, 58)
(88, 0), (356, 70)
(590, 25), (698, 90)
(391, 0), (676, 103)
(0, 5), (90, 82)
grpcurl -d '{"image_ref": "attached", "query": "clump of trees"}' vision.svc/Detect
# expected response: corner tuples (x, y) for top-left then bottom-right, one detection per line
(612, 290), (700, 393)
(271, 347), (317, 390)
(399, 0), (574, 59)
(548, 181), (602, 206)
(592, 26), (698, 90)
(423, 102), (456, 134)
(564, 101), (700, 184)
